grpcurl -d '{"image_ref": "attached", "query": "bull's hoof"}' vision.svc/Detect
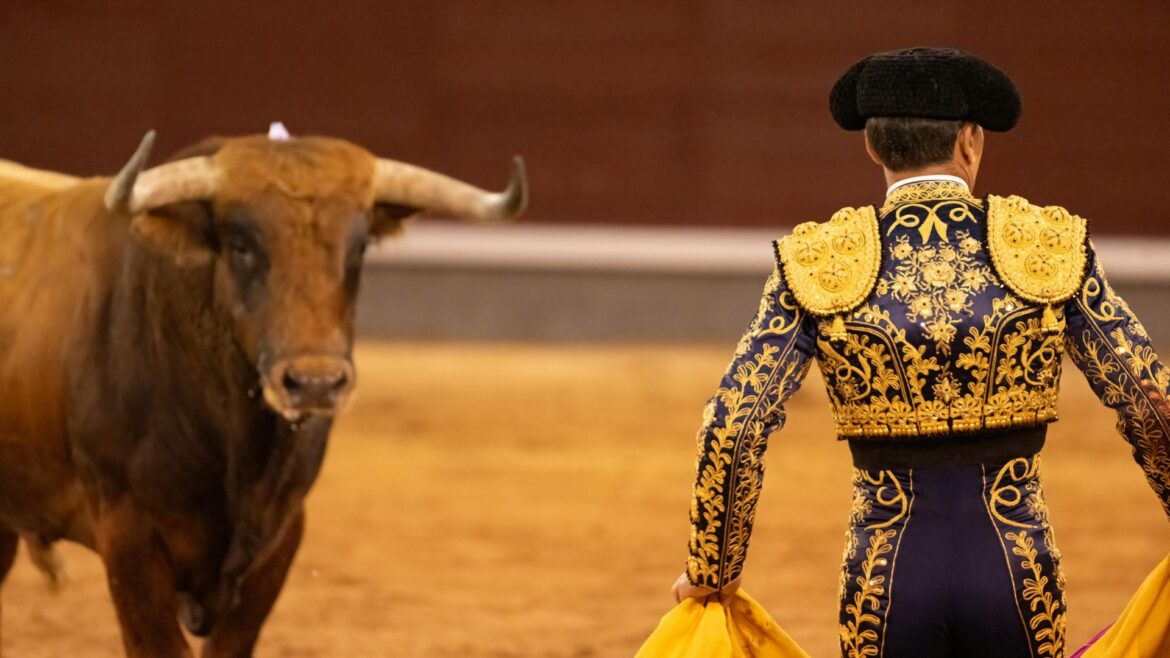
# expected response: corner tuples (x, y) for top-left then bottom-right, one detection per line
(178, 592), (213, 637)
(20, 533), (65, 591)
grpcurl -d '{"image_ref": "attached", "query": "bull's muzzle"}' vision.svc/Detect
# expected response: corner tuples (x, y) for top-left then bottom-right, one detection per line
(263, 355), (355, 420)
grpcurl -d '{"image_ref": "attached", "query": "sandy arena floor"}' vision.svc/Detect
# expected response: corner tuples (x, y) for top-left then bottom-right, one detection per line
(3, 342), (1170, 657)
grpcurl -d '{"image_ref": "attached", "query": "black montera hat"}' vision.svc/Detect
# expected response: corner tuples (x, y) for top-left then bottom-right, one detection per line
(829, 47), (1021, 132)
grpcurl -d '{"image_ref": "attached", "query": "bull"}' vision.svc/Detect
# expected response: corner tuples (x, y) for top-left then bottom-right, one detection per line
(0, 130), (527, 657)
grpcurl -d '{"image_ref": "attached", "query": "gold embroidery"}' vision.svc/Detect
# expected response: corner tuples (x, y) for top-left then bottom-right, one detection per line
(1078, 258), (1147, 333)
(988, 457), (1041, 528)
(777, 207), (881, 316)
(802, 189), (1075, 439)
(1069, 330), (1170, 514)
(863, 471), (910, 530)
(987, 195), (1088, 306)
(688, 345), (780, 585)
(688, 282), (810, 588)
(985, 457), (1067, 658)
(1080, 275), (1121, 323)
(1005, 530), (1066, 657)
(1028, 464), (1068, 596)
(838, 470), (873, 601)
(733, 267), (802, 357)
(841, 528), (895, 658)
(879, 229), (993, 354)
(880, 179), (981, 215)
(1068, 268), (1170, 516)
(819, 295), (1062, 438)
(838, 470), (911, 658)
(886, 200), (978, 244)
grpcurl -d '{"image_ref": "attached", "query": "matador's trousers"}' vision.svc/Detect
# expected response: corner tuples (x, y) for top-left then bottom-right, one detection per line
(837, 441), (1066, 658)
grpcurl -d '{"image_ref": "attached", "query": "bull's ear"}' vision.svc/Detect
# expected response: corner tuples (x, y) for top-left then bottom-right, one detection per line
(131, 201), (215, 266)
(370, 202), (420, 240)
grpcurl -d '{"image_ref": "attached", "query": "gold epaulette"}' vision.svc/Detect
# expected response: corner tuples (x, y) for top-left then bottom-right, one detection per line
(775, 206), (881, 320)
(987, 195), (1088, 318)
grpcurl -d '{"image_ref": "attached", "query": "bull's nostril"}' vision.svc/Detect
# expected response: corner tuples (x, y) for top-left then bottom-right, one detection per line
(282, 369), (347, 401)
(272, 359), (352, 412)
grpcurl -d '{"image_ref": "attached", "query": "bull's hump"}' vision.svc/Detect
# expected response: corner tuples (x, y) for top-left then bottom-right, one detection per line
(0, 160), (79, 190)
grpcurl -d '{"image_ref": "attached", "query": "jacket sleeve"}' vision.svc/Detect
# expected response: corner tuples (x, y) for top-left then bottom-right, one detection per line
(686, 264), (818, 589)
(1065, 241), (1170, 518)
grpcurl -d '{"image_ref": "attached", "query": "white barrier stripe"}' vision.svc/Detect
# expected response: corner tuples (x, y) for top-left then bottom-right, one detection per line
(1092, 238), (1170, 284)
(370, 220), (1170, 282)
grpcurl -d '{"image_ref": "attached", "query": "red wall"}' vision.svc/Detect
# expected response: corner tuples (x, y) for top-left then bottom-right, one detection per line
(2, 2), (1167, 233)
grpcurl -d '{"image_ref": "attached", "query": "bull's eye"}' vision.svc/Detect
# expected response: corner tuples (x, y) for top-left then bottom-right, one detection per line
(229, 241), (257, 270)
(218, 215), (267, 301)
(343, 239), (368, 297)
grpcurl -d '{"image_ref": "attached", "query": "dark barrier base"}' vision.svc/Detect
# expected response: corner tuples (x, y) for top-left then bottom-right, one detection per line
(356, 263), (1170, 344)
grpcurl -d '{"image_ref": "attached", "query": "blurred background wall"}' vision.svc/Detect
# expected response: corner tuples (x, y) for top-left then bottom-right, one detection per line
(2, 1), (1168, 340)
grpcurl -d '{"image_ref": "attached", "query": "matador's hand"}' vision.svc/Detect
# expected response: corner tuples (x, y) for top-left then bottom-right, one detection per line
(671, 572), (741, 604)
(1141, 380), (1170, 419)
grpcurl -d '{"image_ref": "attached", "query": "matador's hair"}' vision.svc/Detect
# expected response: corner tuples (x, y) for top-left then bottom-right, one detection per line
(865, 116), (963, 172)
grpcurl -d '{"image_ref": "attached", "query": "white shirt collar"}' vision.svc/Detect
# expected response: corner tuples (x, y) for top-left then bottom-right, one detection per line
(886, 174), (970, 196)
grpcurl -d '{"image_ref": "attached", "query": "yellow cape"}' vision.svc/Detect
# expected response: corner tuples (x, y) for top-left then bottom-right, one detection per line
(1078, 553), (1170, 657)
(635, 590), (810, 658)
(639, 555), (1170, 658)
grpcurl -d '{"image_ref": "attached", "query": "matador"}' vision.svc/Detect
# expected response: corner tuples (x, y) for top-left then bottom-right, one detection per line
(672, 47), (1170, 658)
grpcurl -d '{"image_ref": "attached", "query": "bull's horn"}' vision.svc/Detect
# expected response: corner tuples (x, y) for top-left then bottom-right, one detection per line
(373, 155), (527, 222)
(105, 131), (220, 214)
(104, 130), (156, 212)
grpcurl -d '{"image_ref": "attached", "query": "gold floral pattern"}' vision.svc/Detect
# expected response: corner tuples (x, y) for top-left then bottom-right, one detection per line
(983, 456), (1066, 658)
(776, 206), (881, 316)
(817, 293), (1063, 437)
(877, 230), (993, 353)
(1066, 256), (1170, 517)
(807, 188), (1077, 439)
(879, 179), (980, 215)
(838, 471), (873, 596)
(685, 180), (1170, 648)
(1006, 530), (1066, 657)
(987, 195), (1088, 306)
(838, 470), (912, 658)
(841, 528), (896, 658)
(688, 269), (814, 589)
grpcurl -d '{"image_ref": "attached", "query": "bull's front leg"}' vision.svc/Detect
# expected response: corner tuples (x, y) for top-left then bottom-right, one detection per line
(97, 501), (193, 658)
(201, 507), (305, 658)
